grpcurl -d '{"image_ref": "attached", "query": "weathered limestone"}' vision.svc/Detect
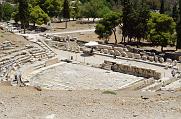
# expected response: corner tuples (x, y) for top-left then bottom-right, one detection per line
(142, 55), (147, 61)
(109, 50), (115, 55)
(149, 56), (154, 62)
(154, 56), (159, 62)
(172, 60), (177, 66)
(134, 54), (141, 59)
(126, 45), (133, 52)
(121, 52), (127, 57)
(103, 49), (109, 54)
(0, 41), (14, 50)
(166, 58), (172, 64)
(114, 50), (121, 56)
(159, 57), (164, 63)
(123, 48), (129, 52)
(97, 45), (112, 50)
(179, 56), (181, 62)
(45, 58), (59, 66)
(101, 60), (114, 70)
(114, 47), (123, 53)
(102, 60), (161, 79)
(127, 52), (134, 58)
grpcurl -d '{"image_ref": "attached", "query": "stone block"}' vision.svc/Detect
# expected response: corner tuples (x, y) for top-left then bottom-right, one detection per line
(166, 58), (172, 64)
(114, 50), (121, 56)
(154, 56), (158, 62)
(45, 58), (59, 66)
(127, 52), (134, 58)
(103, 49), (109, 54)
(149, 56), (154, 62)
(114, 47), (123, 52)
(123, 48), (129, 52)
(179, 56), (181, 61)
(142, 55), (147, 61)
(134, 54), (141, 59)
(159, 57), (164, 63)
(126, 45), (133, 52)
(109, 50), (115, 55)
(172, 60), (177, 66)
(121, 52), (127, 57)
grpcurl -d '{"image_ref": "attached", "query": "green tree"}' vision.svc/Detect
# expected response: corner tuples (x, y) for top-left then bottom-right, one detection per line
(131, 0), (150, 44)
(18, 0), (29, 33)
(80, 0), (111, 21)
(62, 0), (70, 28)
(122, 0), (132, 42)
(95, 12), (121, 44)
(30, 5), (50, 27)
(70, 0), (81, 20)
(121, 0), (150, 44)
(148, 13), (176, 51)
(0, 3), (15, 21)
(29, 0), (62, 18)
(95, 22), (112, 43)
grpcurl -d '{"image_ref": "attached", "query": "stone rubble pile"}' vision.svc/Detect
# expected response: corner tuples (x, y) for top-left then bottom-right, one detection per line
(96, 44), (179, 66)
(43, 34), (81, 53)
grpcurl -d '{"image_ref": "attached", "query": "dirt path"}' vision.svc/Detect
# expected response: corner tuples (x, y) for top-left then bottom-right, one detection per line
(0, 84), (181, 119)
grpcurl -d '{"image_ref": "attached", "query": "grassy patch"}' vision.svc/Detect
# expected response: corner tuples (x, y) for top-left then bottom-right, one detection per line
(102, 90), (117, 95)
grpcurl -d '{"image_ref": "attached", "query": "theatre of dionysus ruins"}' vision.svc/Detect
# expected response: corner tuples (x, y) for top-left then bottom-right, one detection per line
(0, 22), (181, 91)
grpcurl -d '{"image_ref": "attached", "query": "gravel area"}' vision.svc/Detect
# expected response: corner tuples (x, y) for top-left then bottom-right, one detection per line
(0, 85), (181, 119)
(30, 63), (143, 90)
(54, 50), (173, 78)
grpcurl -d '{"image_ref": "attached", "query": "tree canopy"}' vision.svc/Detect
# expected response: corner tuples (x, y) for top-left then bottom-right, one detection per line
(148, 12), (176, 51)
(0, 3), (14, 21)
(30, 5), (50, 26)
(95, 12), (121, 44)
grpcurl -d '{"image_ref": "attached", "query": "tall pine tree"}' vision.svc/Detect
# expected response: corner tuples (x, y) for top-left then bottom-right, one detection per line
(172, 3), (178, 22)
(122, 0), (132, 43)
(160, 0), (165, 14)
(62, 0), (70, 28)
(18, 0), (29, 34)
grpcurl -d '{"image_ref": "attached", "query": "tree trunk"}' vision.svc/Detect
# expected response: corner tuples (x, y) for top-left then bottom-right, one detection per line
(121, 36), (124, 43)
(161, 46), (164, 52)
(93, 18), (95, 22)
(113, 28), (117, 45)
(65, 21), (67, 29)
(23, 24), (26, 34)
(137, 38), (141, 48)
(33, 22), (36, 29)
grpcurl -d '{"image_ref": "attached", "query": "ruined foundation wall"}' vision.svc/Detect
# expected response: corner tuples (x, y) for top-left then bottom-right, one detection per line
(101, 60), (161, 79)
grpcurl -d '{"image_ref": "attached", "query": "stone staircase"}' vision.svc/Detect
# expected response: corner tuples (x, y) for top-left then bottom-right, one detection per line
(36, 39), (56, 58)
(141, 77), (180, 92)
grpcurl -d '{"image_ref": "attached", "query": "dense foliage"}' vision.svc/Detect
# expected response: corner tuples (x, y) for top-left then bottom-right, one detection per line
(0, 0), (181, 49)
(148, 13), (176, 51)
(95, 12), (121, 44)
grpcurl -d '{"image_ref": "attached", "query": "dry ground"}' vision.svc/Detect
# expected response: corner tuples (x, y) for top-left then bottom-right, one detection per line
(0, 29), (30, 48)
(0, 83), (181, 119)
(51, 21), (178, 52)
(50, 21), (95, 32)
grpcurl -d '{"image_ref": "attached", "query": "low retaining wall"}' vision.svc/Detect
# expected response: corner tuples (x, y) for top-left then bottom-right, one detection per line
(101, 60), (161, 79)
(45, 58), (59, 66)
